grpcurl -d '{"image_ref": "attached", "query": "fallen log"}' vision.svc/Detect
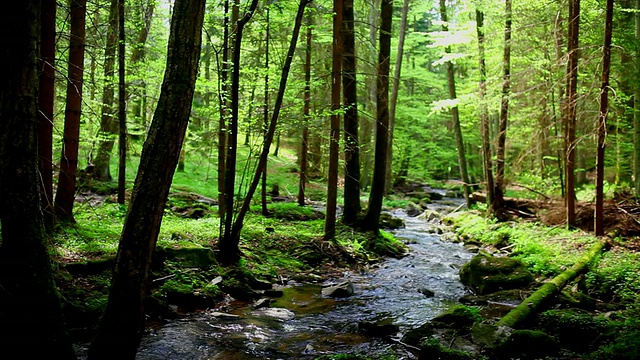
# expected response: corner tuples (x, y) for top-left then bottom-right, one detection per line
(496, 239), (608, 329)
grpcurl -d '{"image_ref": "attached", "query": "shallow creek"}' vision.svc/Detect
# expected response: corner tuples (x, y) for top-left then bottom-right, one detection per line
(124, 200), (474, 360)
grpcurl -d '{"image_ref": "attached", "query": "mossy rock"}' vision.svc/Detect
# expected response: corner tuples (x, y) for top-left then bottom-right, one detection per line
(379, 212), (405, 230)
(402, 322), (438, 346)
(537, 309), (613, 352)
(157, 246), (217, 268)
(459, 253), (534, 295)
(492, 330), (560, 360)
(418, 338), (475, 360)
(431, 305), (479, 329)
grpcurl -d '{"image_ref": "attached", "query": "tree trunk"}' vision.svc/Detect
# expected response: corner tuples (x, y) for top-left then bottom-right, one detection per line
(363, 0), (392, 234)
(262, 5), (270, 216)
(55, 0), (86, 223)
(219, 0), (260, 264)
(360, 0), (379, 191)
(93, 0), (119, 182)
(0, 2), (77, 357)
(386, 0), (410, 194)
(497, 240), (607, 329)
(38, 0), (57, 230)
(476, 8), (495, 216)
(341, 0), (361, 226)
(493, 0), (512, 220)
(222, 0), (310, 260)
(635, 0), (640, 195)
(118, 0), (126, 204)
(129, 0), (154, 127)
(595, 0), (613, 236)
(324, 0), (343, 240)
(87, 0), (205, 357)
(218, 0), (231, 218)
(565, 0), (580, 227)
(298, 9), (312, 206)
(440, 0), (470, 208)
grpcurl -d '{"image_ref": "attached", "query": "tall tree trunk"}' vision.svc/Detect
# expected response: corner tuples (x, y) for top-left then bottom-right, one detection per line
(595, 0), (613, 236)
(324, 0), (343, 240)
(219, 0), (261, 263)
(118, 0), (127, 204)
(493, 0), (512, 220)
(363, 0), (392, 234)
(54, 0), (87, 223)
(262, 4), (270, 216)
(130, 0), (154, 127)
(440, 0), (470, 208)
(299, 9), (312, 206)
(38, 0), (57, 230)
(218, 0), (231, 218)
(385, 0), (410, 194)
(87, 0), (205, 357)
(222, 0), (310, 260)
(565, 0), (580, 227)
(341, 0), (361, 226)
(93, 0), (119, 182)
(476, 8), (495, 215)
(635, 0), (640, 195)
(361, 0), (380, 191)
(0, 1), (77, 357)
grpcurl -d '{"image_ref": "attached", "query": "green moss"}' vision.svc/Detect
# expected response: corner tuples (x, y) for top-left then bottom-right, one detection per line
(420, 338), (475, 360)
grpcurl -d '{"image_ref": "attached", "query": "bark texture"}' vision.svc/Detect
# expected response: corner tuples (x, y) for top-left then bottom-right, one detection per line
(0, 1), (77, 357)
(87, 0), (205, 357)
(299, 10), (312, 206)
(565, 0), (580, 227)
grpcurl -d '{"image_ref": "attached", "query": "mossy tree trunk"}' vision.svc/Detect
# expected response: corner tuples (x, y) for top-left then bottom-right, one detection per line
(497, 240), (606, 329)
(87, 0), (205, 357)
(0, 1), (77, 357)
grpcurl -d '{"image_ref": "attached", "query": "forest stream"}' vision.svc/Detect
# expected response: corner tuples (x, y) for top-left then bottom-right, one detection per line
(128, 196), (473, 360)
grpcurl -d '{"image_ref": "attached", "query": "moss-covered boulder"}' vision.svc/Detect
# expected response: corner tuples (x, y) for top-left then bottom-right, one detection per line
(431, 305), (479, 329)
(459, 253), (534, 295)
(538, 309), (613, 352)
(492, 330), (560, 360)
(379, 212), (405, 229)
(157, 246), (217, 268)
(419, 338), (475, 360)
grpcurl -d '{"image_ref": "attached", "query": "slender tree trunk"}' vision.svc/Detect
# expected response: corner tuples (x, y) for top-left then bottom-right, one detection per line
(262, 4), (270, 216)
(93, 0), (119, 182)
(130, 1), (154, 127)
(223, 0), (310, 260)
(385, 0), (410, 194)
(38, 0), (57, 230)
(565, 0), (580, 227)
(476, 8), (495, 215)
(635, 0), (640, 195)
(492, 0), (512, 220)
(219, 0), (261, 263)
(0, 2), (77, 357)
(595, 0), (613, 236)
(87, 0), (205, 357)
(363, 0), (392, 234)
(341, 0), (361, 226)
(54, 0), (87, 223)
(361, 0), (379, 191)
(440, 0), (470, 208)
(324, 0), (343, 240)
(299, 9), (312, 206)
(118, 0), (126, 204)
(218, 0), (231, 218)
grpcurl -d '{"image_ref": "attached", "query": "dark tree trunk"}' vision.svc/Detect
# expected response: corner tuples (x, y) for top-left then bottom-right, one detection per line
(38, 0), (57, 230)
(635, 0), (640, 195)
(595, 0), (613, 236)
(93, 0), (119, 182)
(360, 0), (379, 191)
(0, 2), (77, 357)
(262, 4), (270, 216)
(299, 9), (312, 206)
(325, 0), (343, 240)
(493, 0), (512, 220)
(341, 0), (361, 226)
(218, 0), (230, 218)
(363, 0), (392, 234)
(118, 0), (127, 204)
(476, 8), (495, 215)
(219, 0), (261, 263)
(55, 0), (87, 223)
(87, 0), (205, 357)
(565, 0), (580, 227)
(222, 0), (310, 260)
(386, 0), (410, 194)
(439, 0), (470, 208)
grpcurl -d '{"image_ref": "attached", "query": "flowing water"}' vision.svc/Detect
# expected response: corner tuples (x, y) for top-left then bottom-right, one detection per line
(132, 201), (473, 359)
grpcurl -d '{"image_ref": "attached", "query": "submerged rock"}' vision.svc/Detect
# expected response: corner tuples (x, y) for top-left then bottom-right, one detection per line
(459, 253), (534, 295)
(321, 281), (354, 298)
(358, 318), (399, 337)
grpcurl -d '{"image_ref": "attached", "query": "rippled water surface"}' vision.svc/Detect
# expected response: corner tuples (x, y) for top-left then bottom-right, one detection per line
(134, 206), (473, 359)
